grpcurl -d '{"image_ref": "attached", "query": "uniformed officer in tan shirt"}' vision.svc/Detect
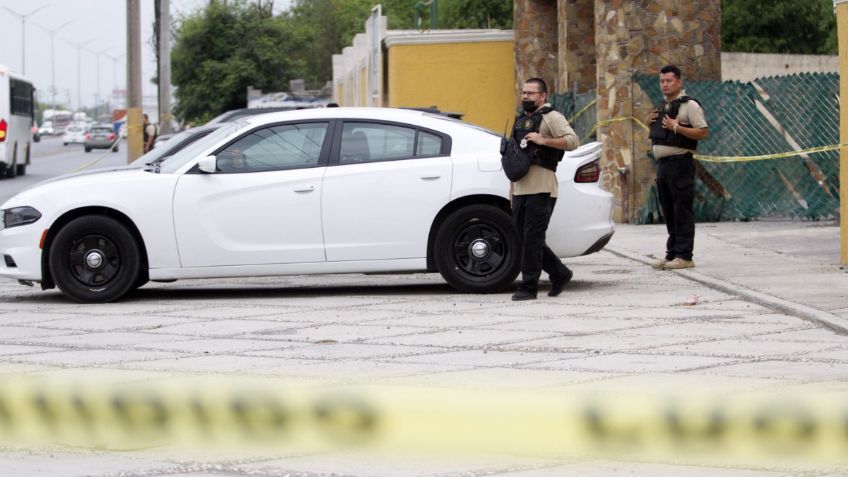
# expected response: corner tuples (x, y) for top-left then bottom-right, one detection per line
(509, 77), (580, 301)
(646, 65), (708, 270)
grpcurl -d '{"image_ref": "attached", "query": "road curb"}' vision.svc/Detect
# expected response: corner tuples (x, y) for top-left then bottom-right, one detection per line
(606, 246), (848, 335)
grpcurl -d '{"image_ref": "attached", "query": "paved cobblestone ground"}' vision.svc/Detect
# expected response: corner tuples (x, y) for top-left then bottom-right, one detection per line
(2, 235), (847, 476)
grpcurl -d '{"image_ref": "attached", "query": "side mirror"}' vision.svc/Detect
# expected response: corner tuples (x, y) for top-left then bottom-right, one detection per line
(197, 155), (217, 173)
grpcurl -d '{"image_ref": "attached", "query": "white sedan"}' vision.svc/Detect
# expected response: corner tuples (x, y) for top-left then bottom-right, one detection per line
(0, 108), (614, 302)
(62, 125), (86, 145)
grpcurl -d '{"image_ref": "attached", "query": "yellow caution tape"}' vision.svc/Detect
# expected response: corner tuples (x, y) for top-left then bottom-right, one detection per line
(694, 143), (848, 163)
(68, 137), (123, 173)
(586, 116), (846, 164)
(568, 98), (598, 124)
(1, 376), (848, 466)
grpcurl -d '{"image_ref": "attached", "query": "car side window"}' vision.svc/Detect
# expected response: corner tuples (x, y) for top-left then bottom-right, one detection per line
(216, 122), (328, 173)
(340, 122), (416, 164)
(416, 131), (443, 156)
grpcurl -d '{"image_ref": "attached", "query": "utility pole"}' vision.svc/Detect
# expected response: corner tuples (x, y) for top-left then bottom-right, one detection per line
(836, 0), (848, 265)
(157, 0), (173, 135)
(127, 0), (144, 162)
(0, 4), (48, 76)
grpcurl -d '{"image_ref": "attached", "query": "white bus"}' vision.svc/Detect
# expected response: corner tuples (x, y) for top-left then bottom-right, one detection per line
(0, 64), (35, 178)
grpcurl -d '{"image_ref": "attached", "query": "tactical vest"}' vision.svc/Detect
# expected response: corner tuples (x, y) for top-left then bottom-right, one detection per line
(512, 106), (565, 172)
(649, 96), (700, 150)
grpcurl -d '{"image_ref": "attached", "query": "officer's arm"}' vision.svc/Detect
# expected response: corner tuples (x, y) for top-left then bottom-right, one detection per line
(676, 125), (708, 141)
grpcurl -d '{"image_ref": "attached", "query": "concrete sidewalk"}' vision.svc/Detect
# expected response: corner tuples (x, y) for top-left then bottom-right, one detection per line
(608, 220), (848, 333)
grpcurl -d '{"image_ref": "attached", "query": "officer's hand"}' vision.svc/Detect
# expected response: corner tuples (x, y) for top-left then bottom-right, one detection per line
(646, 109), (658, 125)
(661, 115), (678, 131)
(524, 132), (544, 145)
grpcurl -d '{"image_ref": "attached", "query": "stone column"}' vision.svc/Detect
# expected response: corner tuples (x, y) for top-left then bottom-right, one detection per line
(595, 0), (721, 223)
(514, 0), (559, 102)
(557, 0), (596, 94)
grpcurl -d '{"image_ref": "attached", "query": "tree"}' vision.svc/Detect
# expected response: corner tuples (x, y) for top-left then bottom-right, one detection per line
(442, 0), (512, 29)
(171, 0), (305, 123)
(722, 0), (837, 54)
(285, 0), (420, 90)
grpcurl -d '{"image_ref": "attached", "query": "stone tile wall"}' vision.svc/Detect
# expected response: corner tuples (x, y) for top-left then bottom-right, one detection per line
(514, 0), (560, 103)
(558, 0), (596, 94)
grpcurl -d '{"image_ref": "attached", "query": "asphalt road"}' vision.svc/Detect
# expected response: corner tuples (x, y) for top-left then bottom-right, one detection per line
(0, 135), (130, 204)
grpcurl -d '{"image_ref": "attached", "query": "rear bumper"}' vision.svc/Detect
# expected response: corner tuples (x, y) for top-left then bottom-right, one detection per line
(582, 230), (614, 256)
(84, 140), (115, 149)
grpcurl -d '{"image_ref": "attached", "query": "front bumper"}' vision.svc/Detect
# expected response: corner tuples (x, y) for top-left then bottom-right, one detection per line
(0, 224), (44, 281)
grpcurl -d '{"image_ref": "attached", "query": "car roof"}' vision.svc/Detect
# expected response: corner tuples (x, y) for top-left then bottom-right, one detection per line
(206, 106), (316, 125)
(238, 107), (430, 126)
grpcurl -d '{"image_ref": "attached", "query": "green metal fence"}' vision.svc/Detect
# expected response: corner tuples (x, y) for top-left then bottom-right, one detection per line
(553, 73), (841, 222)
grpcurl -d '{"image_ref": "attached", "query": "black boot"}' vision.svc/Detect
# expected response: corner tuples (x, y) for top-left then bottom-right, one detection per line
(548, 268), (573, 297)
(512, 288), (537, 301)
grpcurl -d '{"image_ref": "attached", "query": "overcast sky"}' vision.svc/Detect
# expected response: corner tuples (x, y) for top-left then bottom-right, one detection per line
(0, 0), (292, 114)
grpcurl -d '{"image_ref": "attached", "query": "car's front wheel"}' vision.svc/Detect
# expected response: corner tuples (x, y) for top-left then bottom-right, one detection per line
(48, 215), (141, 303)
(434, 204), (520, 293)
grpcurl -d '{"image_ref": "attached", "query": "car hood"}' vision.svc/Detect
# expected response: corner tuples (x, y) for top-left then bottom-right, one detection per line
(1, 167), (152, 210)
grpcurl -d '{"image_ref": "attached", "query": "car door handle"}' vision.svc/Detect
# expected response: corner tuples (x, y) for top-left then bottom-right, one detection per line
(294, 186), (315, 193)
(419, 173), (441, 180)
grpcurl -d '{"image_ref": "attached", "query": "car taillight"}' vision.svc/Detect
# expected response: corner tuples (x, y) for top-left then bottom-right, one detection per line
(85, 133), (91, 141)
(108, 133), (115, 141)
(574, 159), (601, 183)
(0, 119), (7, 142)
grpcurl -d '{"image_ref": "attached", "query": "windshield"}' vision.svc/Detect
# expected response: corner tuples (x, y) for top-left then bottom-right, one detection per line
(159, 122), (246, 173)
(130, 128), (203, 166)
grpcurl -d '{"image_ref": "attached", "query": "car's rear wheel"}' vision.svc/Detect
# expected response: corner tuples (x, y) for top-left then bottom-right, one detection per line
(434, 204), (520, 293)
(48, 215), (141, 303)
(84, 147), (91, 153)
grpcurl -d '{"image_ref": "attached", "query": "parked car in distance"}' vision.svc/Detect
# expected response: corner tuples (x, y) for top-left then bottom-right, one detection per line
(38, 120), (54, 136)
(62, 125), (86, 145)
(84, 125), (119, 153)
(0, 107), (615, 303)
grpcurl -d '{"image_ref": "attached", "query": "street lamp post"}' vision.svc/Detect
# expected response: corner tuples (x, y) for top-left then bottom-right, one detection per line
(0, 4), (48, 75)
(88, 47), (114, 121)
(106, 53), (126, 109)
(33, 21), (72, 109)
(65, 38), (96, 112)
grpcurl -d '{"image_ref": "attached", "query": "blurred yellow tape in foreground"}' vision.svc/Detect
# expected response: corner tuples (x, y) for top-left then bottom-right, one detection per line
(1, 377), (847, 465)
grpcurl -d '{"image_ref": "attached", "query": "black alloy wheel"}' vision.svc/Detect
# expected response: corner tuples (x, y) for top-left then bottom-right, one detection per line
(49, 215), (141, 302)
(434, 204), (520, 293)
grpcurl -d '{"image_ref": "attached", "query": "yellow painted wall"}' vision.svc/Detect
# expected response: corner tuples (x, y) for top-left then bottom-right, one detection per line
(359, 67), (367, 106)
(387, 41), (515, 132)
(336, 84), (345, 107)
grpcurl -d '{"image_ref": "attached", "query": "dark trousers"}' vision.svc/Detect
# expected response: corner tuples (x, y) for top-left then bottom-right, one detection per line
(512, 193), (570, 292)
(656, 152), (696, 261)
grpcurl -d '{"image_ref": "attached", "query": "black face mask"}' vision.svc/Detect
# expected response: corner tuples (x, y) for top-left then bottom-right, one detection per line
(521, 100), (538, 113)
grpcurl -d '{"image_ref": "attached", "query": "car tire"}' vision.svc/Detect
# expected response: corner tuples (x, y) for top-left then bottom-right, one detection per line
(48, 215), (141, 303)
(5, 163), (17, 179)
(433, 204), (521, 293)
(84, 147), (91, 153)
